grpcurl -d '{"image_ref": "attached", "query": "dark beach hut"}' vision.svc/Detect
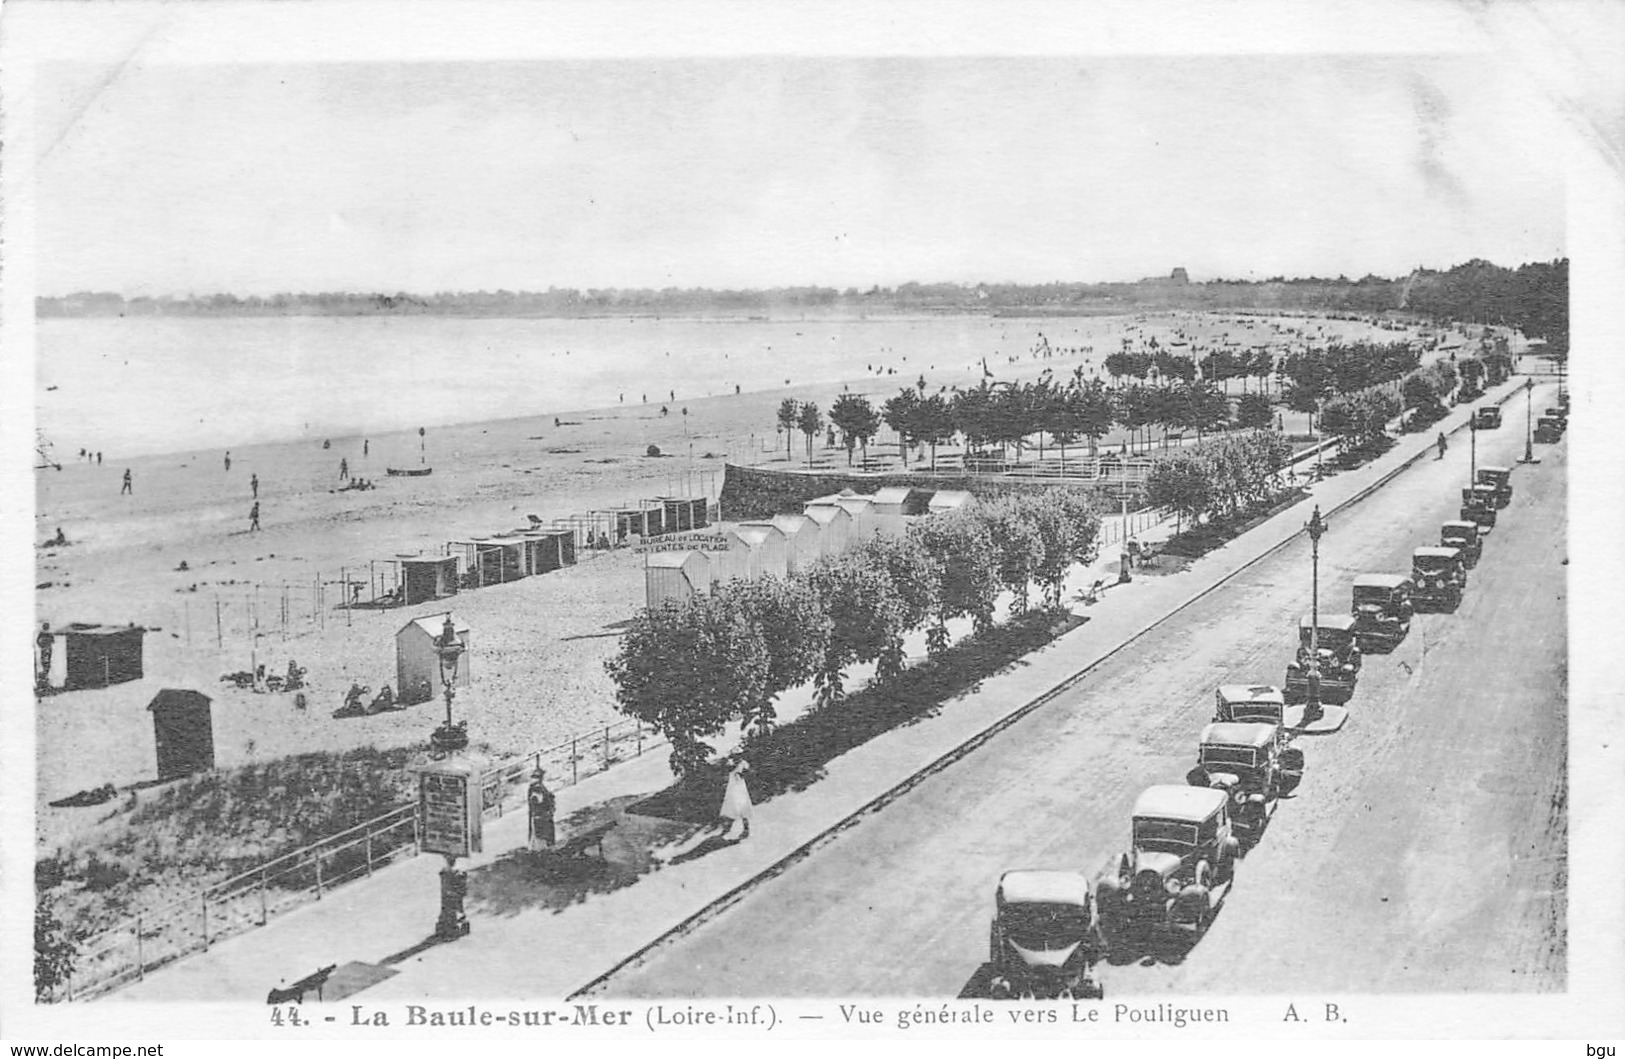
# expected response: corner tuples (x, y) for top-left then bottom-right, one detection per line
(148, 689), (215, 780)
(399, 555), (459, 606)
(62, 623), (146, 690)
(657, 496), (709, 533)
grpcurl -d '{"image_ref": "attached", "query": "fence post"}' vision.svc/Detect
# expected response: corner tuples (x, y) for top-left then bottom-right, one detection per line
(315, 853), (324, 898)
(636, 721), (643, 757)
(603, 725), (610, 769)
(571, 738), (578, 785)
(259, 867), (268, 924)
(136, 916), (145, 980)
(366, 831), (374, 876)
(201, 895), (210, 951)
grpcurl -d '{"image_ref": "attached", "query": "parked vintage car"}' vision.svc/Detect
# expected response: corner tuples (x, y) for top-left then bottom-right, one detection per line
(1188, 722), (1303, 839)
(1096, 786), (1239, 940)
(1474, 406), (1502, 430)
(1411, 545), (1467, 611)
(1214, 683), (1296, 727)
(1476, 466), (1513, 507)
(1534, 414), (1563, 443)
(1350, 573), (1414, 651)
(1440, 520), (1483, 567)
(1283, 614), (1361, 704)
(987, 870), (1106, 1000)
(1460, 483), (1499, 529)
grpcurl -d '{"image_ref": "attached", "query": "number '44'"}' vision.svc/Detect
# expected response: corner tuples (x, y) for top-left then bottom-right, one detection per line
(271, 1005), (308, 1027)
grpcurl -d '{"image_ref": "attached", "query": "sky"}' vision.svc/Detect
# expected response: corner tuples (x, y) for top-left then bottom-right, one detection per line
(33, 52), (1570, 296)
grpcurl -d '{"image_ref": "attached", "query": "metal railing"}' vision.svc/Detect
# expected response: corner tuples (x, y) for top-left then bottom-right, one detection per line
(62, 804), (419, 1002)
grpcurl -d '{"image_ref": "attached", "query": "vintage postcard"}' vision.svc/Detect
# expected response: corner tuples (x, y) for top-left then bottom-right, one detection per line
(3, 0), (1622, 1049)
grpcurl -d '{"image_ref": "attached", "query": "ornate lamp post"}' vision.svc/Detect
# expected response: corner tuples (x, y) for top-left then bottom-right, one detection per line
(430, 615), (468, 756)
(1518, 377), (1540, 465)
(420, 613), (476, 942)
(1303, 505), (1327, 726)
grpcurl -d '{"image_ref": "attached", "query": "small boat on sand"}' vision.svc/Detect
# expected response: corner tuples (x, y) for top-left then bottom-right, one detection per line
(386, 466), (433, 477)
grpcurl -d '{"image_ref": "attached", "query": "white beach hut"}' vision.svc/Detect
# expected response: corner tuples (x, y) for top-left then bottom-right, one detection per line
(766, 513), (820, 573)
(870, 486), (915, 537)
(713, 525), (784, 582)
(803, 503), (853, 558)
(736, 521), (793, 580)
(396, 613), (471, 705)
(645, 550), (712, 609)
(832, 494), (879, 543)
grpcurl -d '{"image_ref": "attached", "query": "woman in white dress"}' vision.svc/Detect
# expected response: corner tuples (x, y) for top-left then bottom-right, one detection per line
(719, 757), (753, 840)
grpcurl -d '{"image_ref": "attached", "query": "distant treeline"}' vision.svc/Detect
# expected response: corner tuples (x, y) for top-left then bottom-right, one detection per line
(38, 258), (1567, 351)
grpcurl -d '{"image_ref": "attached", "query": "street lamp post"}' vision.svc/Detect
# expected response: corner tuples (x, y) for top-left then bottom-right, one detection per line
(430, 614), (470, 941)
(1303, 505), (1328, 726)
(1518, 377), (1540, 465)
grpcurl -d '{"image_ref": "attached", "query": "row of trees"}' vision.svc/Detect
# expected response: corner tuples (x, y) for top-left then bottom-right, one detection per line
(606, 490), (1102, 775)
(1143, 430), (1296, 531)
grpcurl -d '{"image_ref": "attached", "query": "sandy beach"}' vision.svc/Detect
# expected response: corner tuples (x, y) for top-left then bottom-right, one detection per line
(32, 309), (1451, 850)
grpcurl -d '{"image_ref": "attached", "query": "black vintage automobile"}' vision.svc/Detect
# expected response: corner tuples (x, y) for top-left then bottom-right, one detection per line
(1440, 520), (1483, 567)
(1476, 466), (1513, 507)
(1461, 483), (1498, 529)
(1188, 721), (1303, 840)
(1412, 545), (1467, 611)
(1351, 573), (1414, 651)
(988, 870), (1106, 999)
(1096, 786), (1239, 941)
(1473, 406), (1502, 430)
(1535, 414), (1563, 443)
(1284, 614), (1361, 704)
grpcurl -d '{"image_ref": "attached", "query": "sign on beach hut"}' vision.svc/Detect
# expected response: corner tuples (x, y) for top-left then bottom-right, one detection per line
(399, 555), (459, 606)
(766, 513), (820, 573)
(61, 623), (146, 690)
(148, 689), (214, 780)
(726, 524), (790, 581)
(927, 489), (975, 515)
(397, 613), (471, 706)
(803, 503), (852, 557)
(645, 550), (712, 608)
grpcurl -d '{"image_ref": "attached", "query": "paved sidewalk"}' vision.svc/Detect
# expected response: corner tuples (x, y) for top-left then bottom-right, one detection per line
(113, 377), (1532, 1003)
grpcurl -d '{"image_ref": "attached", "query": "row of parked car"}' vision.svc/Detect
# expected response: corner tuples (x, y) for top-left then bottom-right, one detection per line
(983, 393), (1567, 1001)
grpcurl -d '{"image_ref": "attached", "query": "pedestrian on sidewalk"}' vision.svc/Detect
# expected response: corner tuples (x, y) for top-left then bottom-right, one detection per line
(1117, 544), (1133, 585)
(249, 501), (261, 532)
(1126, 538), (1141, 568)
(527, 769), (556, 851)
(1436, 432), (1447, 460)
(718, 756), (753, 840)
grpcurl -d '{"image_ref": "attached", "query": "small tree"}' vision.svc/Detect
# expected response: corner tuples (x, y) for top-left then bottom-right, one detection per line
(35, 895), (77, 1002)
(776, 398), (799, 462)
(1236, 392), (1273, 430)
(719, 578), (830, 733)
(797, 402), (823, 466)
(829, 393), (881, 467)
(1145, 450), (1213, 533)
(805, 554), (906, 705)
(882, 388), (921, 466)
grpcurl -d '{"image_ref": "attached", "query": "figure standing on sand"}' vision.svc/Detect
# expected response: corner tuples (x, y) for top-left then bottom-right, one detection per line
(718, 757), (754, 840)
(364, 439), (369, 457)
(121, 469), (132, 495)
(97, 452), (102, 465)
(224, 451), (231, 472)
(339, 457), (349, 481)
(527, 769), (556, 851)
(251, 473), (259, 499)
(249, 501), (261, 532)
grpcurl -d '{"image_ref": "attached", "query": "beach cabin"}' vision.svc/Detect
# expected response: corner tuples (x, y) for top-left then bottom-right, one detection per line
(61, 623), (146, 690)
(726, 524), (790, 581)
(610, 506), (664, 546)
(645, 550), (712, 609)
(520, 529), (575, 573)
(831, 494), (879, 543)
(870, 486), (917, 537)
(766, 513), (820, 573)
(658, 496), (709, 533)
(399, 555), (459, 606)
(148, 689), (215, 780)
(803, 503), (853, 558)
(396, 614), (471, 706)
(927, 489), (975, 516)
(451, 538), (526, 587)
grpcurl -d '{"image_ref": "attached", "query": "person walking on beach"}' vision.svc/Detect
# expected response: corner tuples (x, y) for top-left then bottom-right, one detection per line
(251, 473), (259, 499)
(339, 457), (349, 481)
(36, 622), (53, 689)
(527, 769), (556, 851)
(718, 756), (754, 840)
(363, 439), (369, 457)
(224, 451), (232, 472)
(249, 501), (261, 532)
(121, 468), (132, 495)
(96, 451), (102, 465)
